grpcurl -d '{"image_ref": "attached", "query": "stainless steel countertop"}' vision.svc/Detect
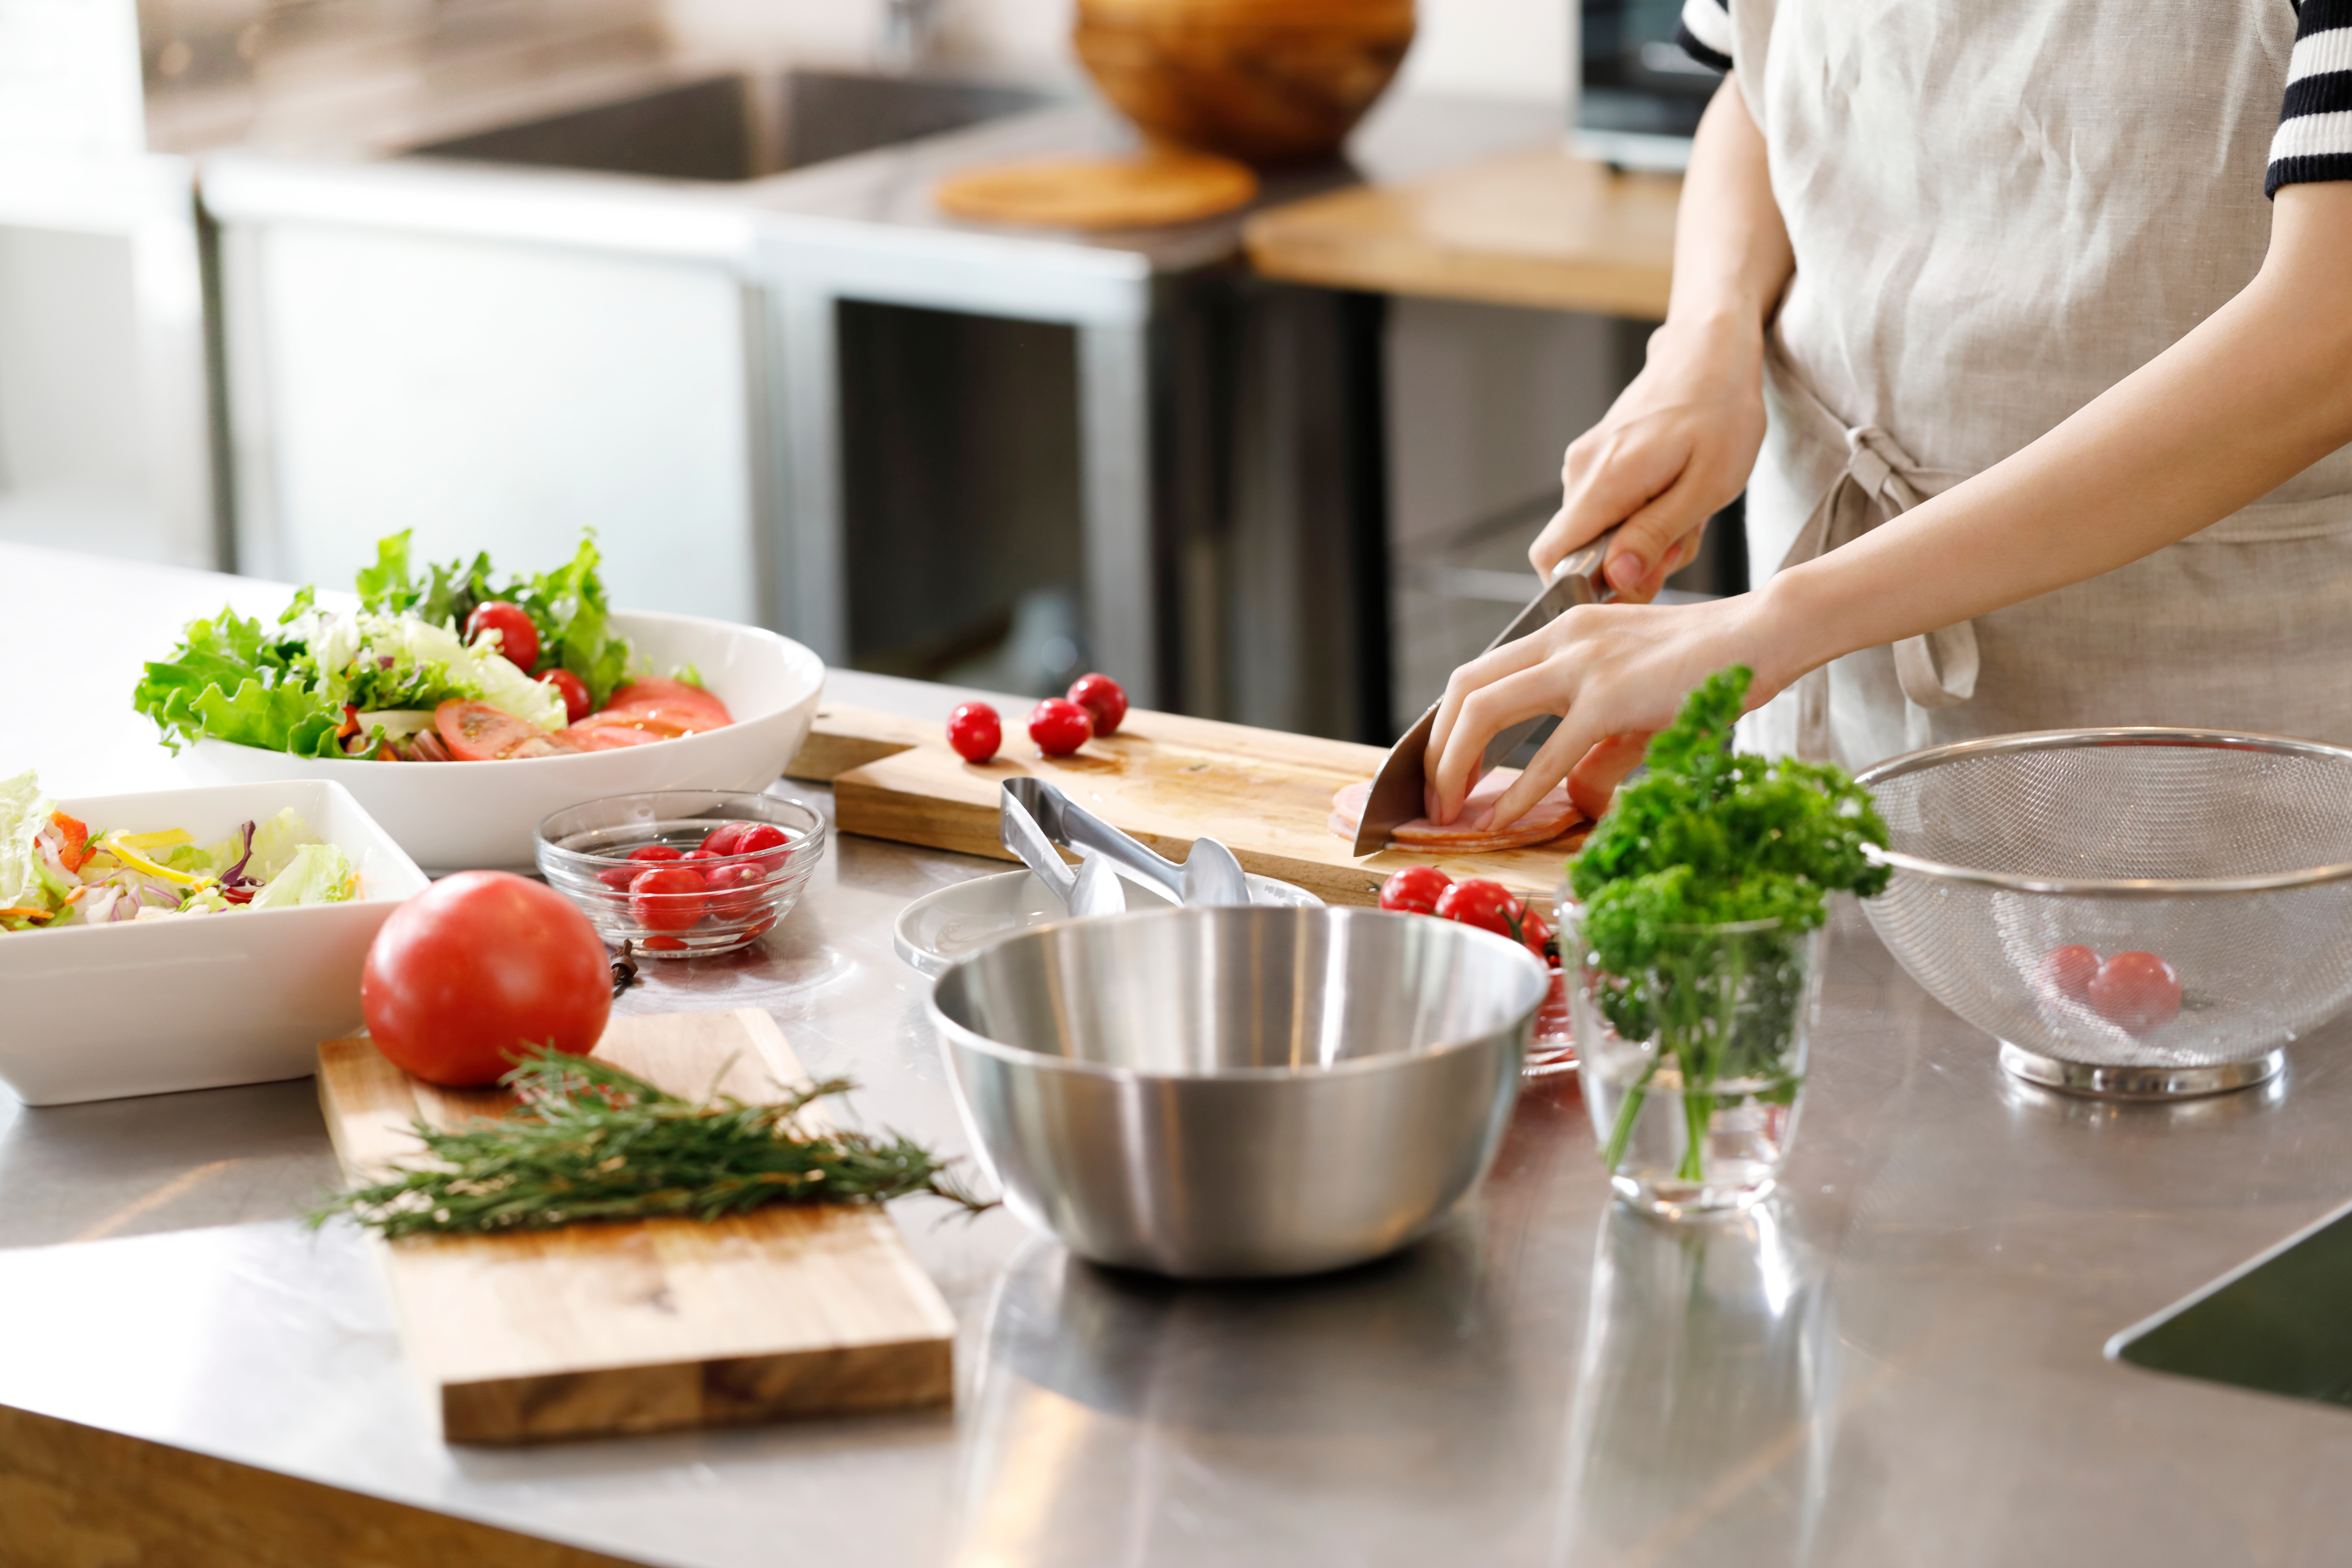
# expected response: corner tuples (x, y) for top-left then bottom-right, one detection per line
(8, 542), (2352, 1566)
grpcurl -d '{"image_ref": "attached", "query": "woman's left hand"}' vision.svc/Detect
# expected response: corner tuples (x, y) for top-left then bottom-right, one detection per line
(1424, 594), (1787, 828)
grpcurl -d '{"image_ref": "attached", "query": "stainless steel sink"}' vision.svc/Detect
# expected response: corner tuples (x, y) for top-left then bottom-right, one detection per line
(407, 69), (1060, 182)
(2107, 1196), (2352, 1408)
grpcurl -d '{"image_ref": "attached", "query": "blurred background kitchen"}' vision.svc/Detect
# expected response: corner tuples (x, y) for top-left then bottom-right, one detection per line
(0, 0), (1730, 741)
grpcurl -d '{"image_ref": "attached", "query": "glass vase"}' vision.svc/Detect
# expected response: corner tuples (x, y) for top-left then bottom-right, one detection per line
(1563, 901), (1825, 1219)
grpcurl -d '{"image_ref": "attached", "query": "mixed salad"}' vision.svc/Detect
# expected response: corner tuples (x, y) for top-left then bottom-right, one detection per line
(0, 771), (358, 932)
(133, 532), (732, 762)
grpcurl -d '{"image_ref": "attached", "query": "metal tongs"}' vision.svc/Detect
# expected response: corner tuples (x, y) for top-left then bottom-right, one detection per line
(1003, 777), (1253, 907)
(1349, 524), (1621, 855)
(1001, 782), (1126, 917)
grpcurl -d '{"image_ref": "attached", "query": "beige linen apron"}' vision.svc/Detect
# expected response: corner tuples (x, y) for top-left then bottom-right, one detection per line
(1728, 0), (2352, 769)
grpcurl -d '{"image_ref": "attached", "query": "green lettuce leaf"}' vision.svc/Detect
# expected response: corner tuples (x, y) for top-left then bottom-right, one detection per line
(0, 769), (56, 918)
(248, 841), (357, 907)
(133, 607), (343, 757)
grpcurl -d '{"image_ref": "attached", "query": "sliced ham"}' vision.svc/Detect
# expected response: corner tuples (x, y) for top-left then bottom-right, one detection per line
(1329, 768), (1583, 853)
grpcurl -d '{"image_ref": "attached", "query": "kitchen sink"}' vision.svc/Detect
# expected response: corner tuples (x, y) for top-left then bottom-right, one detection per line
(2107, 1196), (2352, 1409)
(407, 68), (1061, 182)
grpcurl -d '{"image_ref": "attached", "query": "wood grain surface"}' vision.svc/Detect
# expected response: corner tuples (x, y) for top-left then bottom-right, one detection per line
(786, 703), (1586, 906)
(935, 151), (1259, 229)
(1244, 144), (1679, 317)
(0, 1404), (643, 1568)
(1073, 0), (1415, 167)
(316, 1009), (957, 1446)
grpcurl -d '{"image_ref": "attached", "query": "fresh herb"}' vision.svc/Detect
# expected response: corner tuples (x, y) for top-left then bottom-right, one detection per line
(308, 1048), (992, 1239)
(1568, 667), (1889, 1180)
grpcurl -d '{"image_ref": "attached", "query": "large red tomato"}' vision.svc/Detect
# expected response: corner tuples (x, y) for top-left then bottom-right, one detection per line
(361, 870), (611, 1086)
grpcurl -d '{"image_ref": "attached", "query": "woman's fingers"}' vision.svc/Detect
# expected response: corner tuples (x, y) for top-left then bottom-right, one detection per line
(1426, 632), (1559, 803)
(1567, 731), (1652, 820)
(1427, 660), (1583, 823)
(1487, 712), (1619, 829)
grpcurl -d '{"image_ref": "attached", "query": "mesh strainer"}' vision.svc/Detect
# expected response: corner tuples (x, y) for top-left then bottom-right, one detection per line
(1855, 729), (2352, 1098)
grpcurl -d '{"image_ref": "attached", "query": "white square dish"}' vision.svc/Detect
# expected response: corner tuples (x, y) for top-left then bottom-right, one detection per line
(0, 779), (429, 1106)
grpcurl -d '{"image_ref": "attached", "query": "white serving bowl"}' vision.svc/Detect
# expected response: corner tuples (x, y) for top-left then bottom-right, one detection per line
(172, 610), (825, 873)
(0, 780), (430, 1106)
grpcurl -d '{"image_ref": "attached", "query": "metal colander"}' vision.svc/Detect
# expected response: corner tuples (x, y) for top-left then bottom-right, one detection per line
(1855, 729), (2352, 1094)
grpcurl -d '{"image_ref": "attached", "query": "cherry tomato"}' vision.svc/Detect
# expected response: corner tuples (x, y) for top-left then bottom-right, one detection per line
(465, 601), (540, 671)
(597, 843), (681, 890)
(359, 870), (610, 1087)
(700, 822), (750, 857)
(1029, 698), (1093, 757)
(1518, 902), (1556, 965)
(1066, 674), (1128, 737)
(704, 861), (766, 922)
(728, 822), (792, 870)
(434, 699), (550, 762)
(2038, 944), (2100, 1002)
(1379, 865), (1452, 916)
(2090, 951), (2182, 1033)
(1433, 878), (1522, 940)
(538, 668), (593, 723)
(681, 848), (720, 865)
(948, 702), (1003, 764)
(629, 845), (682, 863)
(630, 866), (709, 933)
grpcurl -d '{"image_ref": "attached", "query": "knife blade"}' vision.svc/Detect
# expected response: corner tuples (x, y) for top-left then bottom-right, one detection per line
(1349, 524), (1618, 856)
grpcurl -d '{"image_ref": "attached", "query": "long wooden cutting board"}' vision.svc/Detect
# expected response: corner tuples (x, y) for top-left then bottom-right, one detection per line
(786, 704), (1588, 906)
(316, 1009), (956, 1446)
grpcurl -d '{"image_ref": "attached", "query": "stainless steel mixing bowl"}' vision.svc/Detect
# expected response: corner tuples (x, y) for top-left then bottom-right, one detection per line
(1857, 728), (2352, 1098)
(928, 906), (1548, 1279)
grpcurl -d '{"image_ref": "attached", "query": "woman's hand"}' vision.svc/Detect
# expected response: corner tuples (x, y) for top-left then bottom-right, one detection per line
(1530, 315), (1769, 603)
(1424, 595), (1789, 829)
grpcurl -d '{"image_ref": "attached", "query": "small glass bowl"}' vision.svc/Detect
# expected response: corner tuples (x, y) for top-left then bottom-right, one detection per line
(536, 790), (826, 958)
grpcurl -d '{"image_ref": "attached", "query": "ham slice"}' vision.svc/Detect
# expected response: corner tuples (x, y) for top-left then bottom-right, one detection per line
(1329, 767), (1583, 853)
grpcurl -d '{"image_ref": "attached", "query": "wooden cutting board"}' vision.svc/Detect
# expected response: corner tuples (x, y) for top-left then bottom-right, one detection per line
(316, 1009), (957, 1446)
(786, 704), (1588, 906)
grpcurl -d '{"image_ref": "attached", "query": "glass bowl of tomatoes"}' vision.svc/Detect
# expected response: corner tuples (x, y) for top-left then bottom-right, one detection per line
(536, 790), (825, 957)
(1857, 729), (2352, 1100)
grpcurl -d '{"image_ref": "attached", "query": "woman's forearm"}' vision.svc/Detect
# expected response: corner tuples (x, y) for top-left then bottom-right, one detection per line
(1664, 76), (1794, 344)
(1754, 183), (2352, 694)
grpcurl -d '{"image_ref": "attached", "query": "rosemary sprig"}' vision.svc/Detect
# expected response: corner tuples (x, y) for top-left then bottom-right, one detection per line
(310, 1047), (993, 1239)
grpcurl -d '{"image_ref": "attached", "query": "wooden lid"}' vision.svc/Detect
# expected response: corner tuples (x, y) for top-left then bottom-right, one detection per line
(935, 152), (1259, 230)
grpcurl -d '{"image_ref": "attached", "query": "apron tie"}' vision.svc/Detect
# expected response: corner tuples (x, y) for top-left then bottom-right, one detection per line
(1770, 369), (1978, 759)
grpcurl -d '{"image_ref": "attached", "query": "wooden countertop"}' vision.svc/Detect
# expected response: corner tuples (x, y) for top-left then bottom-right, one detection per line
(1243, 144), (1679, 318)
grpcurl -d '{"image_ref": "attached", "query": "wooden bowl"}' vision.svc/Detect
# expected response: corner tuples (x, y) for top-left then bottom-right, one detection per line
(1074, 0), (1416, 168)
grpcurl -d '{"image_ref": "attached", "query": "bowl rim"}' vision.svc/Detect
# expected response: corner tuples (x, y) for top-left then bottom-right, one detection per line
(534, 789), (828, 870)
(1854, 726), (2352, 898)
(925, 904), (1547, 1083)
(179, 608), (822, 775)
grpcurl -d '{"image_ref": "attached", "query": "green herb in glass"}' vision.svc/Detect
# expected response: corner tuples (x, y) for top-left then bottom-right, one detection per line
(1567, 666), (1890, 1183)
(309, 1048), (992, 1239)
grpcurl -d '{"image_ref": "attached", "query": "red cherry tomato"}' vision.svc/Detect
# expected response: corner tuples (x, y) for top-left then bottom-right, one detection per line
(465, 601), (540, 671)
(2038, 944), (2100, 1002)
(1066, 673), (1129, 737)
(700, 822), (750, 857)
(538, 668), (593, 723)
(630, 866), (709, 933)
(1433, 878), (1523, 940)
(598, 842), (681, 891)
(948, 702), (1002, 764)
(728, 822), (792, 870)
(359, 870), (610, 1087)
(704, 861), (766, 922)
(2090, 951), (2182, 1033)
(1379, 865), (1452, 916)
(1028, 698), (1093, 757)
(1518, 902), (1556, 965)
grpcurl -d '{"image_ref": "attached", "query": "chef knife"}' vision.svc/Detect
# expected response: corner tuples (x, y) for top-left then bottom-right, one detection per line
(1350, 524), (1619, 857)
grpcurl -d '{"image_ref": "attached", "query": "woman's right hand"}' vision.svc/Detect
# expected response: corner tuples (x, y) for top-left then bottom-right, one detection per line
(1530, 315), (1770, 603)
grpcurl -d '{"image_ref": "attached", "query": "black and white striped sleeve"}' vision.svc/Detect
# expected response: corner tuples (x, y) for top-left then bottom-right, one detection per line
(1676, 0), (1733, 74)
(2268, 0), (2352, 195)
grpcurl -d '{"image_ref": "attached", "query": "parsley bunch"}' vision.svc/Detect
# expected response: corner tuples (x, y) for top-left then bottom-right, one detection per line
(1567, 666), (1889, 1179)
